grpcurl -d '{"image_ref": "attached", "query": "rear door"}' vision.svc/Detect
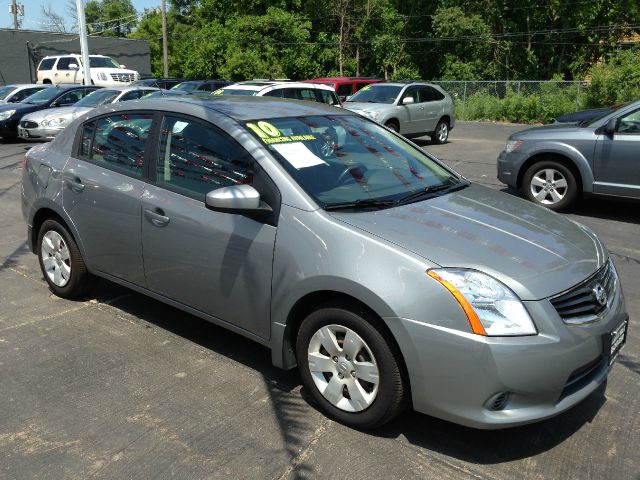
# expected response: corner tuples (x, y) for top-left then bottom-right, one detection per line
(140, 114), (277, 339)
(593, 107), (640, 198)
(62, 112), (154, 285)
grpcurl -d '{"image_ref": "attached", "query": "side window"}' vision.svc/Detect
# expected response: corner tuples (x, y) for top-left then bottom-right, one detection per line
(336, 84), (353, 98)
(12, 88), (37, 102)
(56, 57), (75, 70)
(90, 113), (153, 177)
(263, 89), (283, 98)
(281, 88), (302, 100)
(119, 90), (144, 101)
(317, 90), (340, 106)
(79, 120), (96, 159)
(420, 86), (444, 102)
(38, 58), (56, 71)
(401, 87), (419, 103)
(197, 83), (214, 92)
(56, 90), (83, 106)
(299, 89), (319, 102)
(617, 109), (640, 135)
(156, 116), (255, 198)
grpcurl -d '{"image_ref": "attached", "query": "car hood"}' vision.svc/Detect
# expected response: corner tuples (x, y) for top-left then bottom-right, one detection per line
(329, 184), (606, 300)
(0, 102), (40, 115)
(343, 102), (393, 113)
(35, 106), (92, 122)
(511, 123), (585, 138)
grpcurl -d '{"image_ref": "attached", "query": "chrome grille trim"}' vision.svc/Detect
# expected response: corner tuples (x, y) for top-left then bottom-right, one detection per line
(550, 260), (616, 324)
(109, 73), (135, 83)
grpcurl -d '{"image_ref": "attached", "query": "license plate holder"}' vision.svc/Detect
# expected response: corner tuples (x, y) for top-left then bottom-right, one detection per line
(606, 318), (628, 365)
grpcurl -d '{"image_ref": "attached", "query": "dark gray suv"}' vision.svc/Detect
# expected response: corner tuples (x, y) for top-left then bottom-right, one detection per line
(497, 100), (640, 211)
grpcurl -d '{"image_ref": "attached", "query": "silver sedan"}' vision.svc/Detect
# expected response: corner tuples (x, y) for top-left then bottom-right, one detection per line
(18, 86), (158, 140)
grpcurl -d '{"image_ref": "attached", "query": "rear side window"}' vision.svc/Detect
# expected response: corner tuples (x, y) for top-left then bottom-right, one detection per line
(156, 115), (254, 198)
(56, 57), (77, 70)
(263, 89), (283, 98)
(79, 121), (96, 158)
(89, 113), (153, 177)
(56, 90), (84, 106)
(420, 87), (445, 102)
(119, 90), (148, 101)
(336, 84), (353, 98)
(38, 58), (56, 71)
(317, 90), (340, 106)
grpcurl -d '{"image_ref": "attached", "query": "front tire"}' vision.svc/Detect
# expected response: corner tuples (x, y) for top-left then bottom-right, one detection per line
(296, 302), (407, 429)
(522, 161), (579, 211)
(385, 120), (399, 132)
(37, 219), (94, 298)
(431, 119), (449, 144)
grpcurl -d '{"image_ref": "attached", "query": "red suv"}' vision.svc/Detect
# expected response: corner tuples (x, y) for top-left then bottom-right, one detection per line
(304, 77), (383, 102)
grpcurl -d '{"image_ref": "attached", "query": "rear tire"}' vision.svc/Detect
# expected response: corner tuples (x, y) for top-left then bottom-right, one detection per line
(522, 160), (579, 211)
(37, 219), (94, 299)
(296, 302), (408, 429)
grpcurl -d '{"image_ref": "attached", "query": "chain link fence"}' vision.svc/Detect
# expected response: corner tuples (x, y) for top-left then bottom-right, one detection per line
(429, 80), (585, 123)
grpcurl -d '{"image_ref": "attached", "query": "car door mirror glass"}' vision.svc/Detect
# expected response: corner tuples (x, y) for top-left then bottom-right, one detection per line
(205, 184), (261, 211)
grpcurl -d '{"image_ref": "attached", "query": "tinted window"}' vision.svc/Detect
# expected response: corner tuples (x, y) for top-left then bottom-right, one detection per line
(348, 84), (402, 104)
(197, 83), (214, 92)
(618, 109), (640, 134)
(336, 84), (353, 97)
(156, 116), (255, 198)
(318, 89), (340, 106)
(299, 89), (318, 101)
(420, 86), (444, 102)
(119, 90), (147, 101)
(90, 113), (153, 177)
(56, 90), (84, 106)
(56, 57), (77, 70)
(263, 89), (283, 98)
(12, 87), (43, 102)
(401, 87), (419, 103)
(38, 58), (56, 71)
(79, 120), (96, 158)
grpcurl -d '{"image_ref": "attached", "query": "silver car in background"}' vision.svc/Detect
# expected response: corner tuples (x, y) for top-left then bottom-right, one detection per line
(0, 83), (51, 104)
(22, 96), (628, 430)
(344, 81), (455, 143)
(18, 86), (158, 140)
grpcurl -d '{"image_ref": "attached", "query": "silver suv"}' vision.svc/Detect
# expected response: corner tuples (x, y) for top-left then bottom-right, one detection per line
(498, 99), (640, 210)
(343, 82), (455, 143)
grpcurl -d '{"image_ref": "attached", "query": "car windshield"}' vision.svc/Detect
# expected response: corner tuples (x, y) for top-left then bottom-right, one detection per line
(347, 85), (402, 104)
(75, 89), (119, 107)
(244, 115), (460, 208)
(89, 56), (121, 68)
(213, 88), (257, 96)
(22, 87), (62, 105)
(170, 82), (200, 91)
(583, 101), (633, 126)
(0, 86), (15, 99)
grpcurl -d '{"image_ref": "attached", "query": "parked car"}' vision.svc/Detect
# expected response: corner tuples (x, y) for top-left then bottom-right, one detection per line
(304, 76), (383, 102)
(498, 99), (640, 210)
(0, 84), (51, 104)
(18, 86), (158, 140)
(554, 105), (619, 124)
(141, 89), (204, 99)
(22, 96), (627, 430)
(170, 80), (231, 93)
(0, 84), (100, 139)
(36, 54), (139, 87)
(131, 78), (185, 90)
(213, 81), (341, 106)
(344, 81), (455, 143)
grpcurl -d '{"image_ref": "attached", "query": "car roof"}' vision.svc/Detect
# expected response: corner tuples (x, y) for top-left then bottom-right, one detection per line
(105, 95), (351, 121)
(224, 81), (335, 92)
(308, 77), (382, 82)
(42, 54), (109, 58)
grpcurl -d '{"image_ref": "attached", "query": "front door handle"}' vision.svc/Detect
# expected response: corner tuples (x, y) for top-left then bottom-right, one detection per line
(144, 207), (170, 227)
(64, 175), (85, 193)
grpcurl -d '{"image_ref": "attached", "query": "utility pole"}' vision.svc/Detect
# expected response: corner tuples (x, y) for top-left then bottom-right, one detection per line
(76, 0), (92, 86)
(162, 0), (168, 77)
(11, 0), (19, 30)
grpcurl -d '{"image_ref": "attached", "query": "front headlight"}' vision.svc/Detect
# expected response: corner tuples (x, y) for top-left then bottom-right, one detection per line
(428, 269), (537, 336)
(44, 117), (67, 128)
(99, 72), (108, 81)
(505, 139), (523, 152)
(362, 110), (380, 120)
(0, 109), (16, 121)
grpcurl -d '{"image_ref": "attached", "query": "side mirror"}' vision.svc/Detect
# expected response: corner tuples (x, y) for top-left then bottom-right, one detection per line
(344, 95), (351, 102)
(119, 64), (126, 69)
(401, 96), (414, 105)
(68, 63), (79, 70)
(603, 117), (618, 136)
(205, 184), (272, 219)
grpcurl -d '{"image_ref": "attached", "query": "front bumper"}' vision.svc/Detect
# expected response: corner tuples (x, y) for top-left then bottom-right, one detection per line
(497, 149), (527, 189)
(384, 278), (628, 429)
(18, 125), (61, 140)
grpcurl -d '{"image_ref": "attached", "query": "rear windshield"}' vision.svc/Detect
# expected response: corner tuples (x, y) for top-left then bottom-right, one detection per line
(347, 85), (402, 104)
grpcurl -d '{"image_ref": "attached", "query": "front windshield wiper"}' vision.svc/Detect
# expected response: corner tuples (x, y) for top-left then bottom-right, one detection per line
(324, 198), (398, 211)
(397, 178), (470, 205)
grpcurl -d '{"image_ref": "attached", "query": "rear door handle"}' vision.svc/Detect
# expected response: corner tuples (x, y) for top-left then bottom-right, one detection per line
(144, 207), (170, 227)
(64, 175), (85, 192)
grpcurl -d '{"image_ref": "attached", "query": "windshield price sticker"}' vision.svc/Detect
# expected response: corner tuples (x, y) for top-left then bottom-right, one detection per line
(212, 89), (224, 95)
(246, 121), (316, 144)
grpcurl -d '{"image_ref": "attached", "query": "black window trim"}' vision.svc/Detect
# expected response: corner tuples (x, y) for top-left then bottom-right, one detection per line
(72, 110), (160, 181)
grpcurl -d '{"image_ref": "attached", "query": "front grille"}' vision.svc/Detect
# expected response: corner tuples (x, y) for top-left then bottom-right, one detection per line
(20, 120), (38, 129)
(558, 354), (605, 401)
(550, 261), (615, 321)
(110, 73), (135, 83)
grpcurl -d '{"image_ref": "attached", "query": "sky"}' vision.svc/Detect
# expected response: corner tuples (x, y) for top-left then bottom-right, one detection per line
(1, 0), (160, 30)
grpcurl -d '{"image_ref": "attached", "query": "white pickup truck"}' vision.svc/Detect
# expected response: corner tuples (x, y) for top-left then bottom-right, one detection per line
(36, 54), (139, 87)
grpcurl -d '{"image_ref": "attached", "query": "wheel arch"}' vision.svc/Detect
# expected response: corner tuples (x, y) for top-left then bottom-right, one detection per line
(384, 118), (400, 132)
(29, 202), (87, 263)
(516, 150), (592, 193)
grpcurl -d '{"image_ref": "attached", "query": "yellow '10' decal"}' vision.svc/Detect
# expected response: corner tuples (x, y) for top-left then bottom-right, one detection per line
(246, 121), (281, 139)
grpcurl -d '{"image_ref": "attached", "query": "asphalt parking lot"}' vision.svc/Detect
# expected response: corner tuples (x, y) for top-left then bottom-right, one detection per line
(1, 122), (638, 480)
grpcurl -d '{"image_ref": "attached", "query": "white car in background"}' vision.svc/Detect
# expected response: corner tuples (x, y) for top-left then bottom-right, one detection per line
(213, 81), (342, 106)
(0, 84), (51, 104)
(18, 86), (158, 140)
(36, 54), (140, 87)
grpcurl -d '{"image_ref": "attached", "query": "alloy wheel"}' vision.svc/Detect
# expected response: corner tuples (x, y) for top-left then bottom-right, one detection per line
(529, 168), (568, 205)
(40, 230), (71, 287)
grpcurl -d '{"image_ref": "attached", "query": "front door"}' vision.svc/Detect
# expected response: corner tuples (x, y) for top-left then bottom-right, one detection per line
(141, 115), (277, 339)
(593, 107), (640, 198)
(62, 112), (153, 285)
(398, 86), (427, 134)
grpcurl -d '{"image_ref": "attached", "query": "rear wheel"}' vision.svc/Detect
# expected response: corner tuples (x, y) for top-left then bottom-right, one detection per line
(296, 302), (407, 429)
(37, 219), (94, 298)
(431, 119), (449, 144)
(522, 161), (579, 211)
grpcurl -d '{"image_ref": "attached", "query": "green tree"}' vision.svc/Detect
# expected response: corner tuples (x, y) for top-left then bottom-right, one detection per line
(85, 0), (138, 37)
